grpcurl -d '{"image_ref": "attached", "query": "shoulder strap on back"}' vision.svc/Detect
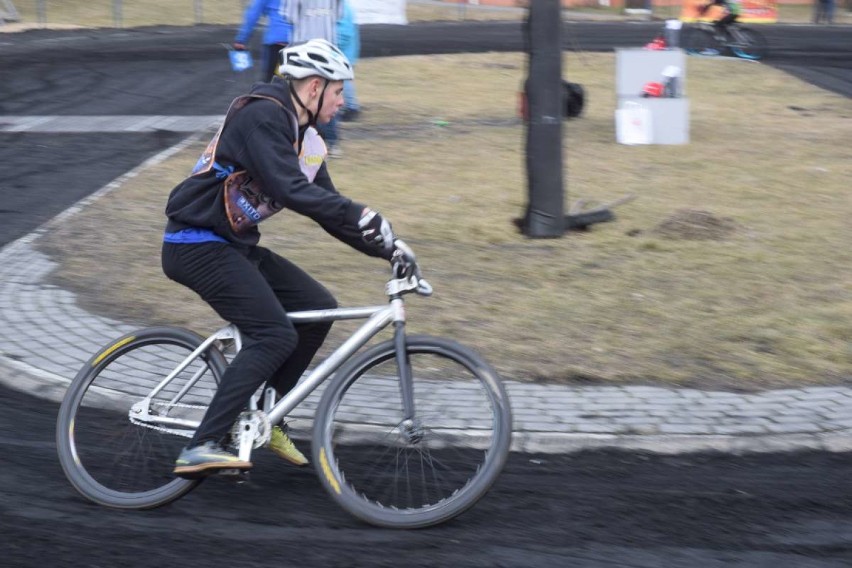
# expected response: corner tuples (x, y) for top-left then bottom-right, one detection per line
(191, 93), (299, 177)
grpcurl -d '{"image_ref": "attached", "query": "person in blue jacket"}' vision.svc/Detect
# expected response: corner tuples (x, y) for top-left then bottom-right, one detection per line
(337, 0), (361, 121)
(233, 0), (293, 82)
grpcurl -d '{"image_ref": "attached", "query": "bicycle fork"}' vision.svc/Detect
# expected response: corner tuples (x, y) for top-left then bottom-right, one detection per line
(392, 300), (422, 444)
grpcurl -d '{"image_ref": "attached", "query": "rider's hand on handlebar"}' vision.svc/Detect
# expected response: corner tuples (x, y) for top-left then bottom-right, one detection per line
(358, 209), (395, 254)
(390, 239), (432, 295)
(391, 246), (415, 279)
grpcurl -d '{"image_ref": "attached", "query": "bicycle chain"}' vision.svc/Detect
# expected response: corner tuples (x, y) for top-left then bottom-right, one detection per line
(128, 400), (206, 438)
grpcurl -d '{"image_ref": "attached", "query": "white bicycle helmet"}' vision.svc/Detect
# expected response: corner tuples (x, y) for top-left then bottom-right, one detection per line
(278, 39), (354, 81)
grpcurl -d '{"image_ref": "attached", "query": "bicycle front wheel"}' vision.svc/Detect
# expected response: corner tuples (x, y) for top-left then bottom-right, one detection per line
(731, 27), (768, 60)
(313, 335), (513, 529)
(56, 327), (228, 509)
(683, 27), (722, 56)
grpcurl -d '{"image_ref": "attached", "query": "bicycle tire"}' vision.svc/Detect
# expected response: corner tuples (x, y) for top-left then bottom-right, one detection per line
(312, 335), (513, 529)
(683, 27), (722, 56)
(731, 27), (768, 61)
(56, 326), (228, 509)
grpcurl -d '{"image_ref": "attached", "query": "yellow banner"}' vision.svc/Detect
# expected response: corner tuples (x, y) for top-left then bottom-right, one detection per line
(681, 0), (778, 23)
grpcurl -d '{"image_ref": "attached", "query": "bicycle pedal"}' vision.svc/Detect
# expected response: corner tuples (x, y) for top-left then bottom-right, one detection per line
(214, 468), (251, 481)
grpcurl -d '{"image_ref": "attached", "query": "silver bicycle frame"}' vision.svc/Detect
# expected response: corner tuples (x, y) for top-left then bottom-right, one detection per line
(135, 299), (406, 433)
(134, 247), (430, 452)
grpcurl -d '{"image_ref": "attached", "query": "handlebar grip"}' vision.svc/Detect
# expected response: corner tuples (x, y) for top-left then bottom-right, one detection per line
(392, 238), (415, 261)
(416, 279), (433, 297)
(389, 239), (431, 295)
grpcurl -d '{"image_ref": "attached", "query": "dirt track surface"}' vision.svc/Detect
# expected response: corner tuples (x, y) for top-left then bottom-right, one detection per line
(3, 383), (851, 567)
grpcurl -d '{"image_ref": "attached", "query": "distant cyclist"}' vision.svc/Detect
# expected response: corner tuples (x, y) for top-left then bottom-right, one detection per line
(699, 0), (741, 39)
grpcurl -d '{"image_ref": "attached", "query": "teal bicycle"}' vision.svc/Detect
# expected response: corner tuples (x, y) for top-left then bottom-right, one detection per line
(682, 21), (769, 61)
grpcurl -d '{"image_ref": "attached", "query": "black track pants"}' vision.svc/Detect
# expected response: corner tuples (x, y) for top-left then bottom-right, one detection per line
(162, 242), (336, 447)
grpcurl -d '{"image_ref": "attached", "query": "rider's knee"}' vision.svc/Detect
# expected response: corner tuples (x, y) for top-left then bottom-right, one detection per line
(256, 320), (299, 353)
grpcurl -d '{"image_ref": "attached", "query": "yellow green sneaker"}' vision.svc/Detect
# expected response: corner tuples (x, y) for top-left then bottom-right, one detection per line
(267, 425), (309, 466)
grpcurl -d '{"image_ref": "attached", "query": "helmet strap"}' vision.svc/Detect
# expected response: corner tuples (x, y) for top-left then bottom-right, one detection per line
(288, 80), (315, 126)
(313, 79), (330, 128)
(288, 78), (330, 128)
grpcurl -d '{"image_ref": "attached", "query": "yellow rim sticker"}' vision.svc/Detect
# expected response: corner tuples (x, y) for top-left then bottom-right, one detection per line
(319, 448), (341, 495)
(92, 336), (135, 366)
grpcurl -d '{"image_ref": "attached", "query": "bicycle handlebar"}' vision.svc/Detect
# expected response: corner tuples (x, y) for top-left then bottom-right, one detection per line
(389, 239), (433, 297)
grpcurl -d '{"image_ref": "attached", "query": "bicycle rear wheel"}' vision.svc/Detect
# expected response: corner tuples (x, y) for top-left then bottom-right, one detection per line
(56, 327), (227, 509)
(683, 27), (722, 56)
(731, 27), (768, 60)
(312, 335), (513, 529)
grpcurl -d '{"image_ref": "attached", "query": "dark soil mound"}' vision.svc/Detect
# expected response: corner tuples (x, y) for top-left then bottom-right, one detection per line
(653, 208), (739, 240)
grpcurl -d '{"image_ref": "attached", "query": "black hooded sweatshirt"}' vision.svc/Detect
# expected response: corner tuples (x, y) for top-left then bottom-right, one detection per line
(164, 77), (387, 259)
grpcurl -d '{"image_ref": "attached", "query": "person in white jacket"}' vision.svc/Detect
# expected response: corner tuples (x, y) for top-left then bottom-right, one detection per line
(284, 1), (346, 155)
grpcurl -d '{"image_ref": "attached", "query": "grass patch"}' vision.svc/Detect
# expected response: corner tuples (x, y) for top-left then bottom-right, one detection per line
(37, 52), (852, 390)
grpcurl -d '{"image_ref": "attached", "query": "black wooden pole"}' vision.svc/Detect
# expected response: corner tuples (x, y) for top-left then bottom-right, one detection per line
(522, 0), (564, 238)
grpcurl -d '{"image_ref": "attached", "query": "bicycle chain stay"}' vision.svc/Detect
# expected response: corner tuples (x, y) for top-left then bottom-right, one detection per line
(128, 400), (202, 438)
(128, 402), (273, 457)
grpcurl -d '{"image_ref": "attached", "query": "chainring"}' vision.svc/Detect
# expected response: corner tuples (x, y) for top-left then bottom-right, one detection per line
(230, 410), (272, 450)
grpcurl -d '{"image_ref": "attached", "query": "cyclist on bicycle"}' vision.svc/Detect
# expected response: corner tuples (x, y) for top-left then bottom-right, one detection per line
(162, 39), (399, 478)
(699, 0), (741, 40)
